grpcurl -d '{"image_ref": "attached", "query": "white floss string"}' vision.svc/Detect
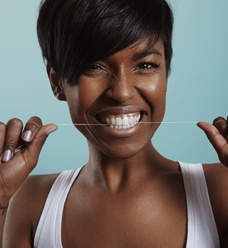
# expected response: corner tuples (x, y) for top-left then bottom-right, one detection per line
(56, 121), (198, 126)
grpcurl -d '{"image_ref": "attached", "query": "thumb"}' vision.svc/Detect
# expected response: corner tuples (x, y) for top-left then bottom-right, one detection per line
(24, 124), (58, 172)
(197, 121), (227, 161)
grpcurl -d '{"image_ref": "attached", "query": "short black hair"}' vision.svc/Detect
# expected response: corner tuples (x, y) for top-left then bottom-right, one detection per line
(37, 0), (174, 86)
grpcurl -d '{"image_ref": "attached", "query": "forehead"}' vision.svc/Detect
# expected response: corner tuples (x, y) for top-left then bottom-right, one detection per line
(129, 38), (164, 54)
(108, 38), (165, 61)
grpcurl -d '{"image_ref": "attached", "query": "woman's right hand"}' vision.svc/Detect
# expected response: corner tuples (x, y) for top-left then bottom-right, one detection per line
(0, 116), (58, 203)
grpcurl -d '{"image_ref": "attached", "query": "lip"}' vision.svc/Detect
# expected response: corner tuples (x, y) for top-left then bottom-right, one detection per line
(94, 105), (146, 116)
(94, 106), (145, 123)
(94, 105), (145, 117)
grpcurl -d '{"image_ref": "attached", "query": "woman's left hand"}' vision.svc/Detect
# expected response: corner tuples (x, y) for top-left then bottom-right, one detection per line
(198, 116), (228, 167)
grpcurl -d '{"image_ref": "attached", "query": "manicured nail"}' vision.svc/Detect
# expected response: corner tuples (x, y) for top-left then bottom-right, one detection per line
(22, 130), (32, 142)
(47, 125), (58, 135)
(2, 150), (12, 162)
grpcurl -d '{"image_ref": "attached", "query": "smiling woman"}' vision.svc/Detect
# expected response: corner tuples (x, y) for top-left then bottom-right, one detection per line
(0, 0), (228, 247)
(0, 1), (227, 172)
(57, 38), (167, 159)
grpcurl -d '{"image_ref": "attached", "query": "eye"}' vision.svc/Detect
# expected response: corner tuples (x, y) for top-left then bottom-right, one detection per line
(82, 63), (109, 77)
(85, 64), (103, 71)
(137, 62), (160, 70)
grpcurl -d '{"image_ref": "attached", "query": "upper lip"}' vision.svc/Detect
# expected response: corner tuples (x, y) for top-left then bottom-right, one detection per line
(94, 105), (145, 117)
(93, 106), (146, 124)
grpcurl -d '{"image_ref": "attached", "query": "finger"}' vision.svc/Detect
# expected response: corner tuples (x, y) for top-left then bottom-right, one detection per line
(198, 121), (228, 163)
(213, 116), (227, 139)
(19, 124), (58, 172)
(0, 122), (6, 157)
(21, 116), (43, 142)
(2, 119), (23, 163)
(0, 124), (58, 196)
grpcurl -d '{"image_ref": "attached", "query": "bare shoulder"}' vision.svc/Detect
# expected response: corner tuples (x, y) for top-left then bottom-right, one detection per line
(203, 162), (228, 207)
(9, 172), (60, 221)
(203, 162), (228, 194)
(203, 163), (228, 186)
(4, 172), (60, 246)
(20, 172), (60, 196)
(203, 163), (228, 242)
(11, 172), (60, 207)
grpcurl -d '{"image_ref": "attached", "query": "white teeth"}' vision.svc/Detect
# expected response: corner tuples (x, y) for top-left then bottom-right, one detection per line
(122, 116), (128, 125)
(103, 113), (141, 129)
(111, 117), (116, 125)
(106, 118), (111, 125)
(116, 117), (122, 126)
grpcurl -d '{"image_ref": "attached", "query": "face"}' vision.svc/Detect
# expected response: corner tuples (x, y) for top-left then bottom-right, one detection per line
(58, 38), (167, 159)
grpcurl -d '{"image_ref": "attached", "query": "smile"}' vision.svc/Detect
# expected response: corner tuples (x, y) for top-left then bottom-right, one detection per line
(100, 113), (141, 129)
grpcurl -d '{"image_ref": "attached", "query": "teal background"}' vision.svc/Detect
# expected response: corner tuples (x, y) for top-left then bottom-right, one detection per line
(0, 1), (227, 174)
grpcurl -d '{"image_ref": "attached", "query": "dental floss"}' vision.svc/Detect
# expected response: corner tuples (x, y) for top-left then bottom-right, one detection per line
(55, 122), (198, 126)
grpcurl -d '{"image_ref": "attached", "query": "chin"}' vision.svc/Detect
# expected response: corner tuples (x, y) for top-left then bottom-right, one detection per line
(95, 140), (152, 160)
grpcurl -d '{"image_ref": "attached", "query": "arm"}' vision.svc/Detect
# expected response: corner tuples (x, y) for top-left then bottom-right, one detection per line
(0, 117), (58, 247)
(0, 198), (10, 248)
(198, 116), (228, 245)
(2, 187), (33, 248)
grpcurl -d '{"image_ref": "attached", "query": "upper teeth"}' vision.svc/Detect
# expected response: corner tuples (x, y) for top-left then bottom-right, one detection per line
(102, 113), (141, 129)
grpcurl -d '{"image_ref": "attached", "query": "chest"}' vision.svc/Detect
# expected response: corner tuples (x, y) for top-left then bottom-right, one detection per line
(61, 184), (187, 248)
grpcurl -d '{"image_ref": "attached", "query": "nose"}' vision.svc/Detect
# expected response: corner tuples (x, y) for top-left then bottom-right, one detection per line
(105, 71), (137, 103)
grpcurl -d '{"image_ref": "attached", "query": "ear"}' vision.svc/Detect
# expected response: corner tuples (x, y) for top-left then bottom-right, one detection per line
(46, 64), (66, 101)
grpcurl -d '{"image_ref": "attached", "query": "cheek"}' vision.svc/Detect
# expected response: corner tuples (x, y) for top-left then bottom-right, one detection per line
(140, 74), (167, 111)
(64, 87), (83, 124)
(147, 82), (167, 124)
(65, 81), (104, 123)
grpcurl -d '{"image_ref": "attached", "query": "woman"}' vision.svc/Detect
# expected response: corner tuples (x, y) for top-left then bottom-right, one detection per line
(0, 0), (228, 247)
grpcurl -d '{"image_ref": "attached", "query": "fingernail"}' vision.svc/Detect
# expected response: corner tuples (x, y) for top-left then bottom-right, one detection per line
(22, 130), (32, 142)
(47, 125), (58, 135)
(2, 150), (12, 162)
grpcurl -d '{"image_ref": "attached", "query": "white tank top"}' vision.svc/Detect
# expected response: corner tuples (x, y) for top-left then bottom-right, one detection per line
(33, 162), (220, 247)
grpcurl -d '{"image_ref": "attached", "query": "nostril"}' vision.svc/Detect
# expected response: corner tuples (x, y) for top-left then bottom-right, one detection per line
(105, 80), (137, 103)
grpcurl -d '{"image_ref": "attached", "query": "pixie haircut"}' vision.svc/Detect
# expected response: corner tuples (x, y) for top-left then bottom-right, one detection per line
(37, 0), (173, 86)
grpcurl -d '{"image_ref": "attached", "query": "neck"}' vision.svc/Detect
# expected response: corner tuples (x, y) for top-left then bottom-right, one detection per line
(83, 142), (167, 193)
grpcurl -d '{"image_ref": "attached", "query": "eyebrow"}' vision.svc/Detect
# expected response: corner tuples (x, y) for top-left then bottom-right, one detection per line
(132, 48), (162, 61)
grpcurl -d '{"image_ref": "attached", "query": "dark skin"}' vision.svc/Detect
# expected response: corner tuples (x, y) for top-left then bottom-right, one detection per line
(1, 39), (228, 247)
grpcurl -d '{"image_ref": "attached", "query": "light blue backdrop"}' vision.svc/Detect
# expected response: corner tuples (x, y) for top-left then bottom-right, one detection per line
(0, 1), (227, 174)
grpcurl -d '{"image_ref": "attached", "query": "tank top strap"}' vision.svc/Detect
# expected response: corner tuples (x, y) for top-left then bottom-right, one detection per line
(34, 167), (82, 248)
(179, 162), (219, 248)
